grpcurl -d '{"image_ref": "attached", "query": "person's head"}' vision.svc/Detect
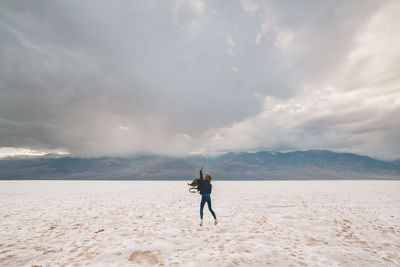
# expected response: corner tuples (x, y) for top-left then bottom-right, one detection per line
(204, 173), (212, 183)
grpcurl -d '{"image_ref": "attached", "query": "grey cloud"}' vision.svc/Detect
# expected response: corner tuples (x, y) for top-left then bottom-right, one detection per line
(0, 0), (397, 157)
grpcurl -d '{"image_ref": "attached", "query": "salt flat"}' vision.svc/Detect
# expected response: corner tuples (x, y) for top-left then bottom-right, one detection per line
(0, 180), (399, 266)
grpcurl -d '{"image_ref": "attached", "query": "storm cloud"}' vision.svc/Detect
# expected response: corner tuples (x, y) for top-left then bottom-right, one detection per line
(0, 0), (399, 159)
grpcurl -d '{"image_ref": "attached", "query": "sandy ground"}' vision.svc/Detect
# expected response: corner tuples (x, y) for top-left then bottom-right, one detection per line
(0, 180), (399, 266)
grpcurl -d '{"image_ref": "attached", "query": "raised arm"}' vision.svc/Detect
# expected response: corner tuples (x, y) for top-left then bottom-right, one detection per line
(199, 166), (205, 180)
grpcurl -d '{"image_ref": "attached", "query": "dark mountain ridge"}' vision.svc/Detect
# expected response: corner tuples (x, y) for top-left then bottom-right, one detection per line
(0, 150), (399, 180)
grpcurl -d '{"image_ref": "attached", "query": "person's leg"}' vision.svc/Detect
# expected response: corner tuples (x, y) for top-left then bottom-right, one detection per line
(200, 197), (206, 220)
(206, 197), (217, 220)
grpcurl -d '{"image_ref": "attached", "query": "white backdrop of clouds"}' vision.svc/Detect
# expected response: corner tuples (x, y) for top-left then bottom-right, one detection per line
(0, 0), (399, 159)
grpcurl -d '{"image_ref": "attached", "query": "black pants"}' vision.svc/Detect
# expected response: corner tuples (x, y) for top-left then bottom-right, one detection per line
(200, 196), (216, 219)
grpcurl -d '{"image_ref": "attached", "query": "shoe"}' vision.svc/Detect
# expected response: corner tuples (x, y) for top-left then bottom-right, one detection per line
(200, 220), (203, 226)
(214, 220), (218, 225)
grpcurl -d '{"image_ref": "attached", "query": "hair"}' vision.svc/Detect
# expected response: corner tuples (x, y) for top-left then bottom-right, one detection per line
(187, 178), (199, 187)
(204, 173), (212, 183)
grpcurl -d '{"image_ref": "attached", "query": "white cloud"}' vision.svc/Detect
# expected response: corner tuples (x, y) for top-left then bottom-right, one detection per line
(274, 27), (294, 50)
(200, 84), (400, 159)
(0, 147), (69, 158)
(240, 0), (259, 14)
(253, 4), (294, 51)
(343, 1), (400, 90)
(174, 0), (206, 16)
(173, 0), (207, 36)
(255, 17), (270, 45)
(226, 33), (236, 47)
(226, 33), (236, 55)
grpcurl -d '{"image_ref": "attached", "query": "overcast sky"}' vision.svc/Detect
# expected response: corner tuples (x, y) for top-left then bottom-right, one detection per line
(0, 0), (399, 159)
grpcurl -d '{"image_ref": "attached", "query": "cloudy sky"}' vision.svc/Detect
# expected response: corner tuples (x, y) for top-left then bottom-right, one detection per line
(0, 0), (399, 159)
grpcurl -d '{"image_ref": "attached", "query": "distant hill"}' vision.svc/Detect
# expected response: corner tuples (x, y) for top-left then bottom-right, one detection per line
(392, 159), (400, 167)
(0, 150), (399, 180)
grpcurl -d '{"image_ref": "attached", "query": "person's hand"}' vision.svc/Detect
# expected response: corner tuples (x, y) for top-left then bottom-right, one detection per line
(200, 166), (205, 170)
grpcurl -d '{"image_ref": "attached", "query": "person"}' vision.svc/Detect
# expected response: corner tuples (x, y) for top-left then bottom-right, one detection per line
(198, 166), (218, 226)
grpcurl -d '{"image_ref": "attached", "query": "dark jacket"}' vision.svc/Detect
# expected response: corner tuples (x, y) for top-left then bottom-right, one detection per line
(198, 169), (212, 196)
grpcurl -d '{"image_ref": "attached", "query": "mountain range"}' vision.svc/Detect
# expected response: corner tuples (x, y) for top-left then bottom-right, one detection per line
(1, 150), (399, 180)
